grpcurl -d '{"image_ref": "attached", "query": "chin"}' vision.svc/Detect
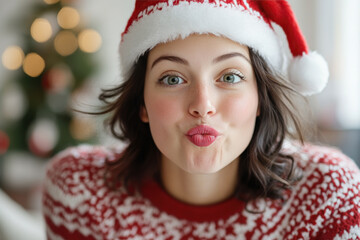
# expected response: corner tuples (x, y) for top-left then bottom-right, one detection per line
(182, 157), (224, 174)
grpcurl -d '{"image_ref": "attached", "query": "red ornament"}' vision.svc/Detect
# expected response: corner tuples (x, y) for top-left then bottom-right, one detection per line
(41, 71), (52, 91)
(28, 135), (49, 157)
(0, 130), (10, 154)
(41, 66), (73, 93)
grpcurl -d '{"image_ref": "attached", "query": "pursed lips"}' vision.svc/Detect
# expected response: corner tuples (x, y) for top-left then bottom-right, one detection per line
(186, 125), (220, 147)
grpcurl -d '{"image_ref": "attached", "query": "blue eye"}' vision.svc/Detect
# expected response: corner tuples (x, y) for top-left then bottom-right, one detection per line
(160, 75), (185, 85)
(220, 72), (245, 84)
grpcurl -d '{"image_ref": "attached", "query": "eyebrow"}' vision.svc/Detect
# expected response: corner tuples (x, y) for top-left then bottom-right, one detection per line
(150, 52), (251, 69)
(151, 56), (189, 69)
(213, 52), (251, 64)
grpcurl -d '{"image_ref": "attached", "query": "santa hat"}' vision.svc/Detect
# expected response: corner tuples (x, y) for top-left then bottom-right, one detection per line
(119, 0), (329, 96)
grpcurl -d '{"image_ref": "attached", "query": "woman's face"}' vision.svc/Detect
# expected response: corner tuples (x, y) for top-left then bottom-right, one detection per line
(142, 34), (259, 174)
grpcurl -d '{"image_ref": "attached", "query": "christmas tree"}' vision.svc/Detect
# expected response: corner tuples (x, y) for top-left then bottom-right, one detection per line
(0, 0), (101, 180)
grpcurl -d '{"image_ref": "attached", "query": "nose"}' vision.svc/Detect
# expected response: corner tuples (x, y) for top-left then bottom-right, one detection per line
(188, 83), (216, 118)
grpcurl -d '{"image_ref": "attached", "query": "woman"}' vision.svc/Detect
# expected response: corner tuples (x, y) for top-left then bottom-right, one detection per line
(43, 1), (360, 239)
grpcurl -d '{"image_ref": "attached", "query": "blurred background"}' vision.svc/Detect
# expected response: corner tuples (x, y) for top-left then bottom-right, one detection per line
(0, 0), (359, 239)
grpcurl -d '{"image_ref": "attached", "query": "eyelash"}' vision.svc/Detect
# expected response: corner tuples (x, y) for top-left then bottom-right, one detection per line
(158, 73), (185, 87)
(218, 69), (245, 84)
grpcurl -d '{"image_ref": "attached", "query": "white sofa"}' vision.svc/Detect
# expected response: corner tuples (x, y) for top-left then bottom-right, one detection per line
(0, 189), (45, 240)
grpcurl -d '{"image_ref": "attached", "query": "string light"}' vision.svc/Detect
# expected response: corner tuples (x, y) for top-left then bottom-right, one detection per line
(2, 46), (24, 70)
(54, 30), (78, 56)
(57, 7), (80, 29)
(23, 53), (45, 77)
(43, 0), (60, 4)
(31, 18), (53, 43)
(78, 29), (102, 53)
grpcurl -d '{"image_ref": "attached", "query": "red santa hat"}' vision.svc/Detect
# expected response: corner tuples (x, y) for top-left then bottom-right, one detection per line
(119, 0), (329, 96)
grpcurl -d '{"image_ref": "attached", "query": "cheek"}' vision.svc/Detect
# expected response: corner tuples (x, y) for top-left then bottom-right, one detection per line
(145, 95), (182, 123)
(144, 94), (183, 156)
(220, 93), (258, 159)
(221, 93), (259, 124)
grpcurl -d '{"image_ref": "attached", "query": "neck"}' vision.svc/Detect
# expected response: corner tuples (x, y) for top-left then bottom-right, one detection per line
(160, 158), (239, 205)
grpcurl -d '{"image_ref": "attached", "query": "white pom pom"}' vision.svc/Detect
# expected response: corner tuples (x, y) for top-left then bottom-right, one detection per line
(289, 51), (329, 96)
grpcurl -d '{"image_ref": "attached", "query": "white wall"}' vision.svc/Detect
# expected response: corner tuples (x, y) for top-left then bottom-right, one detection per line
(75, 0), (134, 87)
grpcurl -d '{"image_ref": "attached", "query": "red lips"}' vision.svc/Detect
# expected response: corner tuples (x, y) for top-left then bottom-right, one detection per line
(186, 125), (219, 147)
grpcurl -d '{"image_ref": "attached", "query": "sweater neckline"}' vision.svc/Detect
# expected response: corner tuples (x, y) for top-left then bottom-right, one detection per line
(140, 179), (246, 222)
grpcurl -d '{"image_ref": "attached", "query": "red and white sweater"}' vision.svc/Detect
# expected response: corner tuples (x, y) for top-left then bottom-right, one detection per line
(43, 142), (360, 240)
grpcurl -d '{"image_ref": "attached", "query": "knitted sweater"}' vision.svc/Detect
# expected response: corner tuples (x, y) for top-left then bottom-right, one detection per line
(43, 142), (360, 240)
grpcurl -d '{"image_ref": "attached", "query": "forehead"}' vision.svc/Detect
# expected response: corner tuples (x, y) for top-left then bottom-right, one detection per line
(148, 34), (250, 61)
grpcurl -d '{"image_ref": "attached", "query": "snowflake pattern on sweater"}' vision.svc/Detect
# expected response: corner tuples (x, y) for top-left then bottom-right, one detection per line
(43, 142), (360, 240)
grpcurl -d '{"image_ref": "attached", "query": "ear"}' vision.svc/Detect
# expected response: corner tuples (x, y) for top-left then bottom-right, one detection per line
(256, 104), (261, 116)
(140, 105), (149, 122)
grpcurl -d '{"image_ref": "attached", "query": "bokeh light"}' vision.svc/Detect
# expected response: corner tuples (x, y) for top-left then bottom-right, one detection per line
(70, 117), (96, 140)
(0, 83), (27, 121)
(42, 65), (73, 93)
(23, 53), (46, 77)
(0, 130), (10, 155)
(57, 7), (80, 29)
(54, 30), (78, 56)
(28, 119), (59, 157)
(31, 18), (53, 43)
(2, 46), (24, 70)
(43, 0), (60, 4)
(78, 29), (102, 53)
(61, 0), (73, 4)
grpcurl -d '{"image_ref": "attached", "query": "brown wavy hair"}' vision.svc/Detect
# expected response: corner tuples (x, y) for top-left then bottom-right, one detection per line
(96, 48), (304, 202)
